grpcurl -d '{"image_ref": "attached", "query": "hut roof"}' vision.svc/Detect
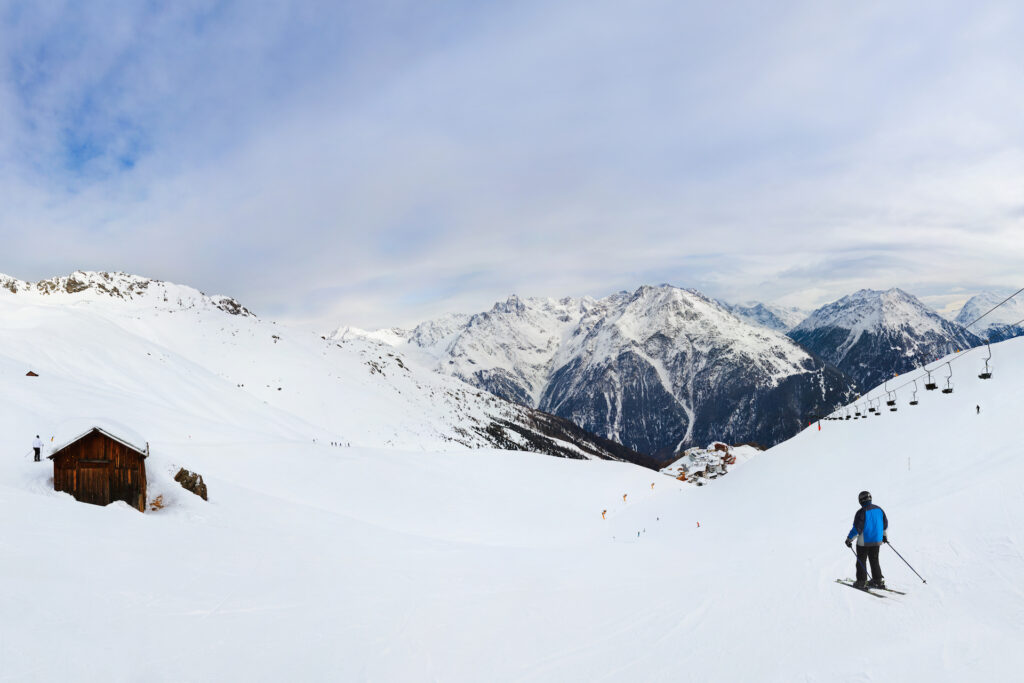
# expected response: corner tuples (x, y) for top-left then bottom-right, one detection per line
(47, 425), (149, 460)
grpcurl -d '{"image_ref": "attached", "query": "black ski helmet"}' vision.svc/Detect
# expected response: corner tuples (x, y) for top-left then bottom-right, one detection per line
(858, 490), (872, 504)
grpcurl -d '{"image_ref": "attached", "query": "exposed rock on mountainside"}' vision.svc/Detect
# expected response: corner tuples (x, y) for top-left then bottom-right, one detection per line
(0, 271), (254, 316)
(350, 285), (855, 457)
(1, 271), (646, 467)
(788, 288), (982, 390)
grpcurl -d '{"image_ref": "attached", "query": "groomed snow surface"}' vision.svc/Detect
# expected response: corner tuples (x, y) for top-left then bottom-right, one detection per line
(2, 289), (1023, 681)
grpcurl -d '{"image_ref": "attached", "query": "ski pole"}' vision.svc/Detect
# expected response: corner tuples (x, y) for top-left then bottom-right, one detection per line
(885, 541), (926, 584)
(848, 545), (873, 581)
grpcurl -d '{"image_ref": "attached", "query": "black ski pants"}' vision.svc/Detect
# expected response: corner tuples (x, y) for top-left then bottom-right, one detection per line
(33, 447), (40, 462)
(856, 544), (883, 582)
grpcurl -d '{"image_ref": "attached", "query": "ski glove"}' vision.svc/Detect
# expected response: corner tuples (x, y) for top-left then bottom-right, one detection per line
(845, 538), (853, 548)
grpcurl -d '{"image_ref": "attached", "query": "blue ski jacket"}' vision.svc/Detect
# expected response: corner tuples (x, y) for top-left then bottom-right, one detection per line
(847, 503), (888, 547)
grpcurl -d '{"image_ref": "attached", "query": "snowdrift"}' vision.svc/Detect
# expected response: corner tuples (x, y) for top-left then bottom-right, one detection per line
(1, 281), (1022, 681)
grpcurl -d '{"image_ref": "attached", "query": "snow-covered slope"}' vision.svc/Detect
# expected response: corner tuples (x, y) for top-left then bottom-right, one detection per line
(789, 288), (982, 391)
(3, 276), (1023, 680)
(718, 300), (807, 332)
(0, 271), (648, 465)
(1, 269), (255, 315)
(346, 286), (854, 456)
(954, 290), (1024, 342)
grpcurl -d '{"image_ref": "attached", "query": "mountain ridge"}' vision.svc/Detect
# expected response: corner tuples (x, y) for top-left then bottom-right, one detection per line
(341, 284), (855, 456)
(788, 287), (982, 390)
(1, 270), (654, 467)
(954, 290), (1024, 343)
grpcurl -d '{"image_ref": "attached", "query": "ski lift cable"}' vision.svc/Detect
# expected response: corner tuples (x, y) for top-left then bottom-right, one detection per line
(960, 286), (1024, 331)
(899, 288), (1023, 379)
(823, 289), (1023, 417)
(829, 337), (987, 415)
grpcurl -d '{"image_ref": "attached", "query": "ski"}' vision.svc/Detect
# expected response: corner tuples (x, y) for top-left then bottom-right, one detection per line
(841, 578), (907, 595)
(834, 579), (886, 598)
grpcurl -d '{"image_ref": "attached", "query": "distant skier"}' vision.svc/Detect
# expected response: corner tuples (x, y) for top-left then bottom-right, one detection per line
(845, 490), (888, 589)
(976, 405), (980, 415)
(32, 435), (43, 462)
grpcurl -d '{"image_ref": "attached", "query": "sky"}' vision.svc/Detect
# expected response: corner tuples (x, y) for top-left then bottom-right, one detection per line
(1, 0), (1023, 330)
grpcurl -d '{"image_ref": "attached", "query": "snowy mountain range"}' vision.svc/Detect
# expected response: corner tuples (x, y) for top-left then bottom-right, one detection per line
(338, 286), (855, 457)
(0, 271), (654, 468)
(788, 288), (983, 390)
(717, 300), (807, 332)
(954, 290), (1024, 343)
(3, 267), (1024, 679)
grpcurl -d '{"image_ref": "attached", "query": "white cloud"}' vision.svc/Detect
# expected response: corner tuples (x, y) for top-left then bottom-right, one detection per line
(1, 0), (1023, 329)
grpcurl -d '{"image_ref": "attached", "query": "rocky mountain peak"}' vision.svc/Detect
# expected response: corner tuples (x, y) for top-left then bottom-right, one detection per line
(788, 288), (981, 389)
(954, 290), (1024, 342)
(365, 284), (854, 455)
(0, 270), (254, 317)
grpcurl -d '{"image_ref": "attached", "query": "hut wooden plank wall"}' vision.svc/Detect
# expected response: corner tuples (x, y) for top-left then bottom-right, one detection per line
(50, 428), (148, 512)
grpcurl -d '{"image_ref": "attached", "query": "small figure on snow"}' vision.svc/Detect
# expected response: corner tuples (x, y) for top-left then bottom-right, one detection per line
(976, 405), (980, 415)
(32, 435), (43, 462)
(602, 510), (607, 520)
(845, 490), (888, 589)
(622, 493), (627, 502)
(650, 482), (655, 490)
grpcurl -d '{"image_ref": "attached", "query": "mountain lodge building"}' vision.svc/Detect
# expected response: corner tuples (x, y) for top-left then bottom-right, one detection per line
(49, 427), (149, 512)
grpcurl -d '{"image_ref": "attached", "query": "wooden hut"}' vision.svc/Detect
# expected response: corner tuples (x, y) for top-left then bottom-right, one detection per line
(49, 427), (148, 512)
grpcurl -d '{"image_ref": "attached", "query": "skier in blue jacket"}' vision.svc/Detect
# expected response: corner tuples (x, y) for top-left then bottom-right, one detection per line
(845, 490), (888, 589)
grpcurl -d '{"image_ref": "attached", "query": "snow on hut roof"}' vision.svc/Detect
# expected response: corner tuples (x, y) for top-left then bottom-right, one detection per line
(46, 420), (149, 459)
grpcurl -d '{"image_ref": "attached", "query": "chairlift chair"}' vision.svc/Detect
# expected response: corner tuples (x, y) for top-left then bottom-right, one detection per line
(884, 379), (896, 407)
(941, 361), (954, 394)
(979, 339), (992, 380)
(924, 368), (937, 391)
(909, 380), (919, 406)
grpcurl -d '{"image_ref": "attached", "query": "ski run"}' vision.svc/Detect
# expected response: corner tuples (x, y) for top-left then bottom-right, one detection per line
(1, 276), (1023, 681)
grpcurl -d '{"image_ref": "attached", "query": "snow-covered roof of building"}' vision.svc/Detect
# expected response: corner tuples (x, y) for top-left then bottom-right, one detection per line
(46, 422), (149, 459)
